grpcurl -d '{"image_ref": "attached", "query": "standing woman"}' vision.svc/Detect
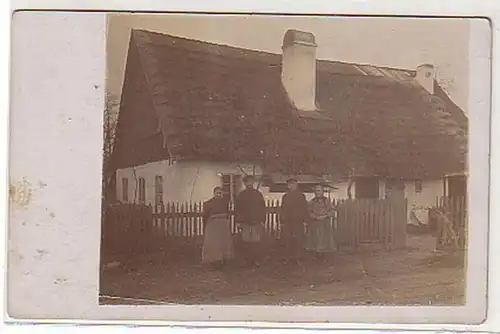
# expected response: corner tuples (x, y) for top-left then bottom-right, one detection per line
(201, 186), (235, 269)
(306, 184), (337, 260)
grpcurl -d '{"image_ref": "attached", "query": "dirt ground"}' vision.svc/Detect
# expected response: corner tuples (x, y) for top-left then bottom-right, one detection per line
(99, 235), (465, 306)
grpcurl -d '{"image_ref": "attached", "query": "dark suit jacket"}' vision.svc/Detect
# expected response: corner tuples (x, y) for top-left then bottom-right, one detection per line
(280, 189), (308, 224)
(234, 187), (266, 225)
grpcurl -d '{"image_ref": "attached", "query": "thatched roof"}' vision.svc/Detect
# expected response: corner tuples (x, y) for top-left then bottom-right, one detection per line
(112, 29), (467, 179)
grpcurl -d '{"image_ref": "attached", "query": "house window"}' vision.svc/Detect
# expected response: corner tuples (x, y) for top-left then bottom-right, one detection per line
(355, 177), (379, 199)
(221, 174), (242, 202)
(138, 177), (146, 204)
(415, 179), (423, 193)
(121, 178), (129, 202)
(155, 175), (163, 206)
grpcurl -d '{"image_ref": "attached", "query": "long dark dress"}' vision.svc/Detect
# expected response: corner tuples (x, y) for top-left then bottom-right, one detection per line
(201, 197), (235, 263)
(306, 196), (336, 253)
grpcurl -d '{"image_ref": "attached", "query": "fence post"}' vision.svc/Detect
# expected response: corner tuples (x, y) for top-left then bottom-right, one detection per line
(391, 198), (398, 250)
(265, 200), (270, 237)
(461, 195), (467, 249)
(367, 199), (374, 241)
(347, 200), (354, 250)
(159, 203), (165, 237)
(166, 202), (171, 237)
(193, 201), (199, 237)
(383, 199), (390, 250)
(145, 204), (154, 250)
(176, 202), (180, 238)
(188, 201), (193, 239)
(376, 198), (384, 245)
(342, 199), (349, 250)
(353, 200), (359, 251)
(395, 198), (407, 249)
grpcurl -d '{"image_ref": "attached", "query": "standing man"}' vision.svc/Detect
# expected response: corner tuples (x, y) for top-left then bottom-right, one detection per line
(280, 177), (309, 264)
(234, 175), (266, 267)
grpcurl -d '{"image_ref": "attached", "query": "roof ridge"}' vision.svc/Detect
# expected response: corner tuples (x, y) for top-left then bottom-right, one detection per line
(131, 29), (281, 64)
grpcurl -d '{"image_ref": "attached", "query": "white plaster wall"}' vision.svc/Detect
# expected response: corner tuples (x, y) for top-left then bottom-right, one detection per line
(116, 160), (268, 204)
(404, 179), (444, 224)
(116, 161), (362, 204)
(328, 181), (352, 201)
(405, 179), (444, 209)
(116, 162), (444, 215)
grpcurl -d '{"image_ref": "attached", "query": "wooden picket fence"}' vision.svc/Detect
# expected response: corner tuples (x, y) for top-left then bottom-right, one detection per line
(149, 201), (282, 239)
(436, 196), (467, 230)
(101, 197), (409, 258)
(335, 197), (407, 250)
(100, 204), (154, 257)
(431, 195), (468, 250)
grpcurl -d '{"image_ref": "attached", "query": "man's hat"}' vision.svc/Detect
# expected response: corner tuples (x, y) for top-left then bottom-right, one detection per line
(286, 177), (298, 183)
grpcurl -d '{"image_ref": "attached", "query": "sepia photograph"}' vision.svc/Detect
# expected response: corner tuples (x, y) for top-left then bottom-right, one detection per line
(97, 13), (471, 307)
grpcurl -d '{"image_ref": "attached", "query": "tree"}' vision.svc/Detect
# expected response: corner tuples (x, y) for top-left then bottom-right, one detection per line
(102, 94), (120, 204)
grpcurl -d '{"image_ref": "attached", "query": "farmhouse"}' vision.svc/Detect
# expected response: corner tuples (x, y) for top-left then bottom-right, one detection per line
(110, 29), (467, 218)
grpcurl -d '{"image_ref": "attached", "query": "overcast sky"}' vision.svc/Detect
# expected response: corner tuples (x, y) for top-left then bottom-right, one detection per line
(107, 14), (471, 111)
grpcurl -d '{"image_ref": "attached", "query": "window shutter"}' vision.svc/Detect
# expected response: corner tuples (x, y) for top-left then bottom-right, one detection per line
(138, 177), (146, 204)
(415, 179), (422, 193)
(221, 174), (231, 199)
(155, 175), (164, 205)
(221, 174), (242, 203)
(122, 178), (129, 202)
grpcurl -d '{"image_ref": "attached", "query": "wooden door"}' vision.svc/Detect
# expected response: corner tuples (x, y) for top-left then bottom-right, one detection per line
(355, 177), (379, 199)
(447, 175), (467, 198)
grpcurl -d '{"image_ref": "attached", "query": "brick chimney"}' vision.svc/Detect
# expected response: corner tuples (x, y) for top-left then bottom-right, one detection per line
(415, 63), (436, 95)
(281, 29), (318, 111)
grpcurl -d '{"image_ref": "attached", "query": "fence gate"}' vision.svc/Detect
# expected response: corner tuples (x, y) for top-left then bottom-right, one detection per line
(335, 197), (407, 251)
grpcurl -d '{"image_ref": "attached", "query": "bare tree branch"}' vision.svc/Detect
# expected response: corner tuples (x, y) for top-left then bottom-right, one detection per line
(102, 94), (120, 204)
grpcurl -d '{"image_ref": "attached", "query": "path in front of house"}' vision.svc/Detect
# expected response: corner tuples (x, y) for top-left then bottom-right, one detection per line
(100, 235), (465, 306)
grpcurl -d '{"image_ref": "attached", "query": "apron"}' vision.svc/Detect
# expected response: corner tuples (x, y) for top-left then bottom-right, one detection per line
(201, 213), (235, 263)
(306, 199), (337, 253)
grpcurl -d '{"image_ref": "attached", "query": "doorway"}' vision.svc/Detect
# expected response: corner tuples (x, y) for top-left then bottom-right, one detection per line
(447, 175), (467, 198)
(385, 179), (406, 199)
